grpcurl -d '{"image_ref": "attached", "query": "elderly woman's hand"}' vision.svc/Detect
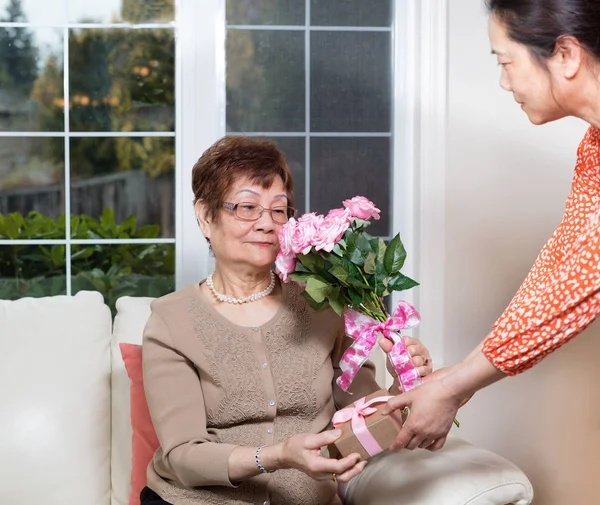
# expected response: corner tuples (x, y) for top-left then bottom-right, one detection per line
(379, 335), (433, 378)
(277, 429), (367, 483)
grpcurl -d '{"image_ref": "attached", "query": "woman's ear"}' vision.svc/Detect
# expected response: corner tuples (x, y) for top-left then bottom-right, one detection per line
(194, 200), (211, 240)
(555, 35), (583, 79)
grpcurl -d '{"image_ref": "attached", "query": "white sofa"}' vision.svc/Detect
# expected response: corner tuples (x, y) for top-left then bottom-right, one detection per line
(0, 291), (534, 505)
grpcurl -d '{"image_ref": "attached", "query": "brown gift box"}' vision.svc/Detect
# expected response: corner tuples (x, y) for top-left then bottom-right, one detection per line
(327, 389), (404, 461)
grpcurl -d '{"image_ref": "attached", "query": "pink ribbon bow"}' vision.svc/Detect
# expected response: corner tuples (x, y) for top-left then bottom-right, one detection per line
(332, 395), (393, 457)
(337, 301), (422, 393)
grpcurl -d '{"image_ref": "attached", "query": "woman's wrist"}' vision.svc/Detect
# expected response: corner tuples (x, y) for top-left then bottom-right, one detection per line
(257, 442), (285, 472)
(388, 376), (401, 395)
(443, 351), (505, 401)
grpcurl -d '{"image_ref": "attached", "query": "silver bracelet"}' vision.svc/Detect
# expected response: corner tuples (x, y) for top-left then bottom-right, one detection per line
(254, 445), (274, 474)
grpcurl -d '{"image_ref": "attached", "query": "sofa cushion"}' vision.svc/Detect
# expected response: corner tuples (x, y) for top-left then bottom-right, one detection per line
(120, 343), (160, 505)
(0, 291), (112, 505)
(111, 297), (153, 505)
(340, 437), (534, 505)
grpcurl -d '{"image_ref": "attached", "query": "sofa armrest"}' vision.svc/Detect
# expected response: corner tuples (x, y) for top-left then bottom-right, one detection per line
(340, 437), (533, 505)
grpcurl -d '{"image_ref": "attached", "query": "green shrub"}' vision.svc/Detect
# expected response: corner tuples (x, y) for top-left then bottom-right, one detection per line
(0, 209), (175, 315)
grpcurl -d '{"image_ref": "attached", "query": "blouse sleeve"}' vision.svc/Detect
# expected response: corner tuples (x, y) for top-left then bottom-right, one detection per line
(483, 209), (600, 375)
(142, 310), (239, 488)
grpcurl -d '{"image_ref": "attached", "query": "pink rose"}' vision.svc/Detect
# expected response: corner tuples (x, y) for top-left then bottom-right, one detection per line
(277, 218), (297, 256)
(312, 208), (352, 252)
(275, 251), (297, 283)
(342, 196), (381, 221)
(325, 207), (350, 221)
(292, 212), (324, 255)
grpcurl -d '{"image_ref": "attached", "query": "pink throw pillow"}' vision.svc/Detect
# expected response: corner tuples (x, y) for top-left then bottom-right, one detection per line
(120, 343), (160, 505)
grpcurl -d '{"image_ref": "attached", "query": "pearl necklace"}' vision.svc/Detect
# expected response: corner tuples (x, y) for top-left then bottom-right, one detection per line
(206, 271), (276, 304)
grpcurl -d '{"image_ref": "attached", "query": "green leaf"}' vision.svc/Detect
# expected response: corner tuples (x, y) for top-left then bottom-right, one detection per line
(3, 215), (19, 239)
(351, 218), (371, 230)
(305, 277), (332, 303)
(348, 288), (363, 306)
(327, 286), (345, 316)
(364, 251), (377, 274)
(71, 246), (95, 261)
(50, 275), (66, 296)
(90, 268), (106, 279)
(302, 291), (329, 312)
(332, 243), (344, 257)
(118, 214), (137, 235)
(50, 245), (65, 267)
(362, 231), (375, 243)
(135, 224), (160, 239)
(356, 233), (372, 252)
(298, 253), (325, 274)
(11, 212), (25, 229)
(377, 237), (387, 263)
(329, 264), (349, 283)
(388, 274), (420, 292)
(346, 276), (370, 290)
(369, 238), (380, 254)
(344, 261), (371, 290)
(289, 272), (318, 284)
(100, 208), (117, 233)
(337, 238), (347, 249)
(294, 262), (310, 273)
(324, 252), (345, 268)
(383, 234), (407, 274)
(347, 233), (371, 267)
(137, 245), (158, 260)
(373, 256), (388, 296)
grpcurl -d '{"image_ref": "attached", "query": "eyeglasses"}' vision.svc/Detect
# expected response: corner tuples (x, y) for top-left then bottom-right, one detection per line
(223, 202), (298, 224)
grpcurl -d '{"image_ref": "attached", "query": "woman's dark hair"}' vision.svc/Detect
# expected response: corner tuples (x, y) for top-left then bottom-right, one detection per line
(486, 0), (600, 63)
(192, 136), (294, 223)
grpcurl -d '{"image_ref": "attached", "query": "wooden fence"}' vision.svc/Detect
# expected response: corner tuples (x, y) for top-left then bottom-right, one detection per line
(0, 170), (174, 237)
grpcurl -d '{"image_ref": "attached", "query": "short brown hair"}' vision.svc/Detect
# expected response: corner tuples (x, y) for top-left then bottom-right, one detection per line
(192, 136), (295, 222)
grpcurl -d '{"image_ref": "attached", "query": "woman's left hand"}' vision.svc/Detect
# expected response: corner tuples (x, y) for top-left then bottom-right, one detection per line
(379, 336), (433, 378)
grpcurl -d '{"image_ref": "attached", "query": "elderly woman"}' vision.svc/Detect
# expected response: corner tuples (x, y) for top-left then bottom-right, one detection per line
(140, 135), (433, 505)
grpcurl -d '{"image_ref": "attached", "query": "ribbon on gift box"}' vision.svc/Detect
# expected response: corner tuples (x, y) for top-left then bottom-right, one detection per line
(332, 395), (393, 457)
(337, 301), (422, 393)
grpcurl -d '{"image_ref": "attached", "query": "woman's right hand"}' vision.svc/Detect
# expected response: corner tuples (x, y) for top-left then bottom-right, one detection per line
(278, 429), (367, 483)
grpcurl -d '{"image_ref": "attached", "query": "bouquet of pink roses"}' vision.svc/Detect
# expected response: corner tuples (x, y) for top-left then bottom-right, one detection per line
(275, 196), (425, 395)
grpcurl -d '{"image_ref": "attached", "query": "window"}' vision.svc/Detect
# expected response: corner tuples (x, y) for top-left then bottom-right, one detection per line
(0, 0), (176, 314)
(0, 0), (425, 353)
(225, 0), (393, 237)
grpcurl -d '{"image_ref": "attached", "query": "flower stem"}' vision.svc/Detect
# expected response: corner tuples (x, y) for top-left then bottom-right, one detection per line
(370, 292), (387, 322)
(358, 268), (370, 288)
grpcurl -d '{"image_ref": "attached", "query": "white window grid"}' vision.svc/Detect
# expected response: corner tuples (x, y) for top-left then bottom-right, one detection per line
(0, 18), (178, 295)
(225, 1), (394, 239)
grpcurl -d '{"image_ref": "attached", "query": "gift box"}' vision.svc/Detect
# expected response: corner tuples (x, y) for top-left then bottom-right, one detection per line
(327, 389), (405, 461)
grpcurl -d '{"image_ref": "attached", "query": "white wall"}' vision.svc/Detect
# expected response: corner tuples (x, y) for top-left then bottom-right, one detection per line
(442, 1), (600, 503)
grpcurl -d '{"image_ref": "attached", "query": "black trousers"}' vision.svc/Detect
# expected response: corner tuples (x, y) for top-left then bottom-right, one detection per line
(140, 487), (173, 505)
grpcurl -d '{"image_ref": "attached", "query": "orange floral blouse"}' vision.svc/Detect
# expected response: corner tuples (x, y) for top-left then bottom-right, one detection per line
(483, 126), (600, 375)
